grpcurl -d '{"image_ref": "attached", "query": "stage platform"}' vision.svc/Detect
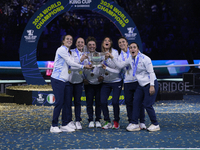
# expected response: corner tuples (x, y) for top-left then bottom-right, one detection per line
(1, 78), (200, 105)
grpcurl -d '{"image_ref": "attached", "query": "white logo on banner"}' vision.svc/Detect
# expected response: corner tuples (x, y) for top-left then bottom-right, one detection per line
(69, 0), (92, 7)
(37, 93), (45, 103)
(124, 27), (137, 40)
(24, 30), (37, 42)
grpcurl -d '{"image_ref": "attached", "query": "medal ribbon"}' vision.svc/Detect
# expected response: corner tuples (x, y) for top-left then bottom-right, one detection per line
(132, 53), (140, 76)
(75, 48), (84, 65)
(121, 48), (129, 70)
(104, 60), (108, 66)
(63, 46), (71, 71)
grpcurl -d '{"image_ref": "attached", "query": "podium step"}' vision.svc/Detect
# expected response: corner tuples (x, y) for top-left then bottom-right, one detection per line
(0, 93), (14, 103)
(156, 92), (183, 101)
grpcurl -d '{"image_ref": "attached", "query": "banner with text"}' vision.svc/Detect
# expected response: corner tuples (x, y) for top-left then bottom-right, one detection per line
(19, 0), (142, 85)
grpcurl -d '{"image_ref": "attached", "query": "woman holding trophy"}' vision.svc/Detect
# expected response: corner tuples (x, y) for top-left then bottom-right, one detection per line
(50, 35), (92, 133)
(117, 37), (146, 131)
(101, 37), (123, 129)
(68, 37), (88, 130)
(83, 36), (104, 128)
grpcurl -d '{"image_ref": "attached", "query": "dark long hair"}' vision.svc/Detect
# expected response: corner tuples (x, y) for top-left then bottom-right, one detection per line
(129, 42), (139, 49)
(118, 36), (128, 54)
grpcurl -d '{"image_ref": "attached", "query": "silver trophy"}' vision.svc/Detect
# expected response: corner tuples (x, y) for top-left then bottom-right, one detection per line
(83, 46), (106, 76)
(87, 52), (106, 67)
(83, 45), (105, 67)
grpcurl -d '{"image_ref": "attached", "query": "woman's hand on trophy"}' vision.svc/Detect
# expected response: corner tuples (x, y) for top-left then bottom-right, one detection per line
(102, 64), (106, 69)
(105, 52), (114, 59)
(84, 64), (93, 69)
(80, 54), (88, 62)
(105, 53), (110, 60)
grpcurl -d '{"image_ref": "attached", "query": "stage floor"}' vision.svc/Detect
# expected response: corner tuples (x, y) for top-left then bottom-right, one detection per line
(0, 95), (200, 149)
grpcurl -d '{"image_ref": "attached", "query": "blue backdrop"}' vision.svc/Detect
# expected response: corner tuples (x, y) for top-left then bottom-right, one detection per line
(19, 0), (143, 85)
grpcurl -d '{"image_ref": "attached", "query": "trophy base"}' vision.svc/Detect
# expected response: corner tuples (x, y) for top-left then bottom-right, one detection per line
(93, 64), (102, 67)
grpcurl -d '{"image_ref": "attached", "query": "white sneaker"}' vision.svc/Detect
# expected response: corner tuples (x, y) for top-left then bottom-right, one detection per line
(88, 121), (94, 128)
(126, 124), (140, 131)
(67, 121), (77, 130)
(95, 121), (101, 128)
(60, 125), (75, 132)
(139, 123), (147, 130)
(76, 121), (82, 130)
(126, 123), (133, 129)
(102, 121), (112, 129)
(50, 126), (62, 133)
(147, 124), (160, 132)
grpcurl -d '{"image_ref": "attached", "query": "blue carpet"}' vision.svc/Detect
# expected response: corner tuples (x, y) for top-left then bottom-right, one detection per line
(0, 95), (200, 149)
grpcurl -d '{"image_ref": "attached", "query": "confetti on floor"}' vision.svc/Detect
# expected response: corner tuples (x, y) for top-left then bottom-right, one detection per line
(0, 95), (200, 149)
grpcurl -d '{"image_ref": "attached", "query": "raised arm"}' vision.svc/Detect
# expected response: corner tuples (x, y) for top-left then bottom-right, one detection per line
(106, 53), (129, 69)
(59, 48), (92, 69)
(102, 64), (121, 73)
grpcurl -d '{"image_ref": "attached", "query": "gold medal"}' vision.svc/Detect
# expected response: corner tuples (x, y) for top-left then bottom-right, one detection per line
(68, 70), (71, 74)
(91, 73), (94, 77)
(79, 70), (83, 74)
(127, 70), (129, 74)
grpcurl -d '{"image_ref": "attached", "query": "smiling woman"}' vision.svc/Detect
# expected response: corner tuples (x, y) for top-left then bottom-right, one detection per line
(49, 34), (93, 133)
(83, 36), (103, 128)
(68, 37), (87, 130)
(100, 36), (123, 129)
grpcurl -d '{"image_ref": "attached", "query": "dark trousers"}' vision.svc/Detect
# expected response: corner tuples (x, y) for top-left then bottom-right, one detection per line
(84, 84), (102, 122)
(51, 77), (73, 127)
(132, 80), (159, 125)
(100, 81), (122, 122)
(124, 82), (145, 123)
(72, 82), (83, 122)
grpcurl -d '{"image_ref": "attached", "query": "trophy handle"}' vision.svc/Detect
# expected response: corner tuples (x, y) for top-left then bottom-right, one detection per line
(83, 45), (89, 56)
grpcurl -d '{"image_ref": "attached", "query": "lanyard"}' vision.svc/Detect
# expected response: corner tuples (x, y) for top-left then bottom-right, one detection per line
(121, 48), (129, 70)
(104, 60), (108, 66)
(132, 53), (140, 76)
(75, 48), (84, 65)
(63, 46), (71, 69)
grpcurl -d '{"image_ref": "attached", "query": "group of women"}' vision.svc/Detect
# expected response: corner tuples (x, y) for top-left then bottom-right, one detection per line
(50, 34), (160, 133)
